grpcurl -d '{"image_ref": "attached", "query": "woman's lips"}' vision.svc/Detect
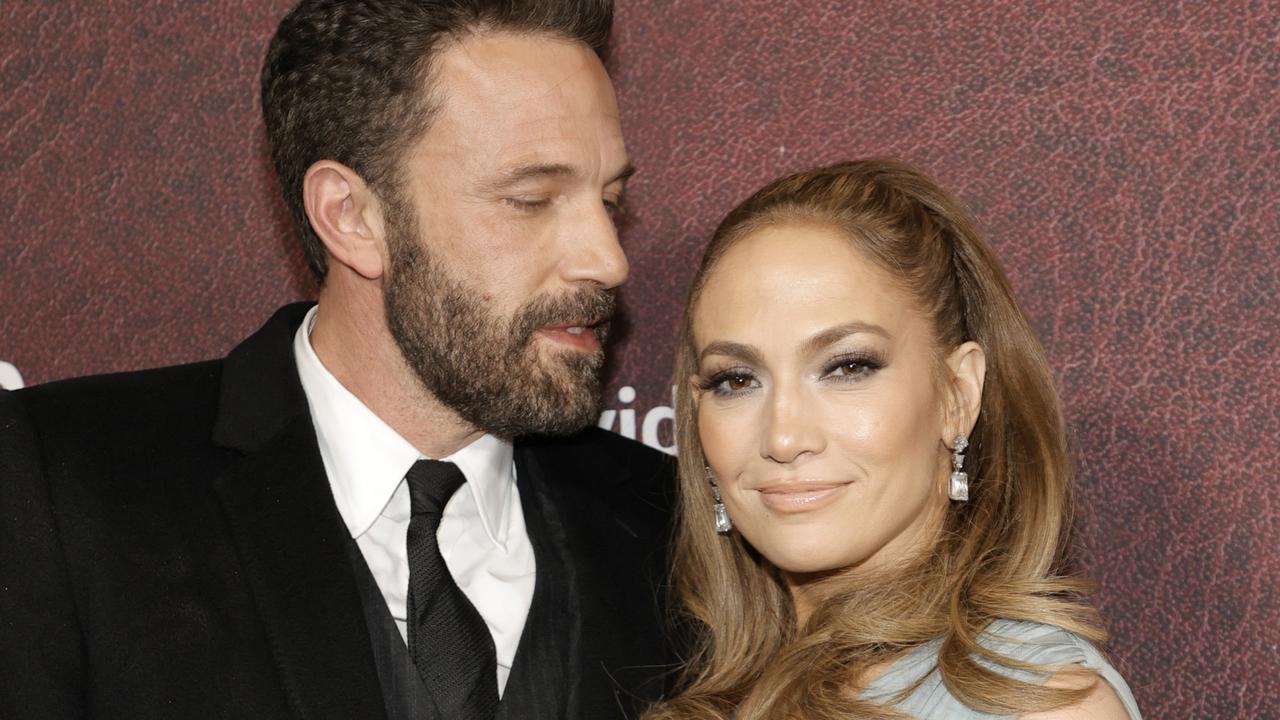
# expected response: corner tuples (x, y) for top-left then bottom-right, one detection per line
(754, 482), (851, 513)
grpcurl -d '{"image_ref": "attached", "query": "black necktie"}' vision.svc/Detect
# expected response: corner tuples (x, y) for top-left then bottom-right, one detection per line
(404, 459), (500, 719)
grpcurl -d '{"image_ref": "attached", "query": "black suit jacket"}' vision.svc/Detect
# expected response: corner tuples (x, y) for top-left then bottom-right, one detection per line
(0, 303), (676, 719)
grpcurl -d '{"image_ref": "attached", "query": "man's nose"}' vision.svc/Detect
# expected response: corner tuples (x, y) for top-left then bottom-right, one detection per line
(560, 199), (629, 289)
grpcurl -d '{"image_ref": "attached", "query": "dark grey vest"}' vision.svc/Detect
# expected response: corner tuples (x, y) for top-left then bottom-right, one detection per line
(346, 471), (579, 720)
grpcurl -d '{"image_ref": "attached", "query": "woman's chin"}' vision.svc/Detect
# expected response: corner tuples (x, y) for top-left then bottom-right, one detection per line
(756, 545), (858, 579)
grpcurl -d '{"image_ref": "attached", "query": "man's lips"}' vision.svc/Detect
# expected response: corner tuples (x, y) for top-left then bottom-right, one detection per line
(535, 322), (604, 352)
(753, 481), (852, 513)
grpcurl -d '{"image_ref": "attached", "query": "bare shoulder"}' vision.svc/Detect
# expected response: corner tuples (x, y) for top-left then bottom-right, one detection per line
(1020, 668), (1132, 720)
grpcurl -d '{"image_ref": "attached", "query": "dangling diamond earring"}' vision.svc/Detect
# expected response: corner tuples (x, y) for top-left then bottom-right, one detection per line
(949, 435), (970, 502)
(706, 467), (732, 534)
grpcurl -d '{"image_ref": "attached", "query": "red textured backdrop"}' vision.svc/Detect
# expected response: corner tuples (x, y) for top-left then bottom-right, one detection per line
(3, 2), (1277, 717)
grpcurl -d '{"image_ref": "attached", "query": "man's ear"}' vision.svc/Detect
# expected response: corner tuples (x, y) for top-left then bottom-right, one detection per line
(943, 341), (986, 441)
(302, 160), (386, 280)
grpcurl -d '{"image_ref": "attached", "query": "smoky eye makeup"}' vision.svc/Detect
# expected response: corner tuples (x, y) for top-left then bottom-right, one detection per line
(818, 348), (889, 382)
(696, 365), (761, 397)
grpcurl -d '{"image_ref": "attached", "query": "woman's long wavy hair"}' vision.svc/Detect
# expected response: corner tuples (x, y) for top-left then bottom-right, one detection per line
(646, 159), (1105, 719)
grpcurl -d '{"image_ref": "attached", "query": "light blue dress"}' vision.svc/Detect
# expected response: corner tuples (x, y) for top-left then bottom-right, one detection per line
(858, 619), (1143, 719)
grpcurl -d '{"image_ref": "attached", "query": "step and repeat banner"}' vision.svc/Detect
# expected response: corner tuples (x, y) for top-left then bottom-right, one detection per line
(3, 2), (1277, 716)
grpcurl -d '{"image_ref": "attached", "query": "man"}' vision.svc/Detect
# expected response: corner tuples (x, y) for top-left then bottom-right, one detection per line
(0, 1), (675, 718)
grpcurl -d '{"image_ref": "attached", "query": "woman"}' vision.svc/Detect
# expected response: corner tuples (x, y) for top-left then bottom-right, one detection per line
(647, 160), (1142, 719)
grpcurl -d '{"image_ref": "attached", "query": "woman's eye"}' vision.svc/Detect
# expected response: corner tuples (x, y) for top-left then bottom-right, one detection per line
(832, 361), (869, 376)
(699, 370), (759, 396)
(719, 374), (754, 392)
(824, 355), (882, 380)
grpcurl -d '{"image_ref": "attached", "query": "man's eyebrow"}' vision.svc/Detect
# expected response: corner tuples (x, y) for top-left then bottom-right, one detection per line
(607, 163), (637, 186)
(498, 162), (578, 185)
(698, 340), (762, 366)
(482, 162), (636, 193)
(801, 322), (891, 354)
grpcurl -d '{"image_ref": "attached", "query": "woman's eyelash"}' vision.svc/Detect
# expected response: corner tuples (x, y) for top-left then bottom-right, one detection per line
(698, 352), (884, 395)
(822, 352), (886, 379)
(698, 368), (758, 395)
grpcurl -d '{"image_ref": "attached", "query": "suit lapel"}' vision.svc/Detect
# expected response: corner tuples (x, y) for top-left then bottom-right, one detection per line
(508, 447), (580, 718)
(211, 304), (388, 720)
(514, 437), (677, 719)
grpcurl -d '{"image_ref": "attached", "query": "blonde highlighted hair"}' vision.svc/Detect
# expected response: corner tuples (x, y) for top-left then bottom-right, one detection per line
(646, 159), (1105, 719)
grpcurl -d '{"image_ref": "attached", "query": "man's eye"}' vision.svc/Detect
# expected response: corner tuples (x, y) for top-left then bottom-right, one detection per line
(505, 197), (551, 211)
(603, 198), (623, 217)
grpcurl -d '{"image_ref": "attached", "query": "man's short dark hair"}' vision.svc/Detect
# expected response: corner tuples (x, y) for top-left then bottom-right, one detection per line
(261, 0), (614, 280)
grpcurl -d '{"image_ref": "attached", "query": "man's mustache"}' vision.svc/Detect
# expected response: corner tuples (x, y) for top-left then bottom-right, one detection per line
(514, 289), (617, 345)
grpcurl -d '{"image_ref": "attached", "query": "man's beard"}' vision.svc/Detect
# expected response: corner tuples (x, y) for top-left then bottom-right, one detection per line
(382, 208), (615, 439)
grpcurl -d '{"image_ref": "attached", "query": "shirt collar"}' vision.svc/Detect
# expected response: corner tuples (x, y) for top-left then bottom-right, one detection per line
(292, 305), (515, 546)
(442, 433), (515, 547)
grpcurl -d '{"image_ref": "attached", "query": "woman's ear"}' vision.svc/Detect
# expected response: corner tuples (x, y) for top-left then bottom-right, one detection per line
(302, 160), (387, 281)
(943, 341), (986, 440)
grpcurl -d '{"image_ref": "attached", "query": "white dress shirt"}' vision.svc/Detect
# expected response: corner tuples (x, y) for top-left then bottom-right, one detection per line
(292, 306), (535, 694)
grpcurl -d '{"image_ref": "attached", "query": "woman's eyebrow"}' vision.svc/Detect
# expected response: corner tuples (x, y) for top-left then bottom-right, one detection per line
(801, 322), (891, 354)
(698, 340), (762, 365)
